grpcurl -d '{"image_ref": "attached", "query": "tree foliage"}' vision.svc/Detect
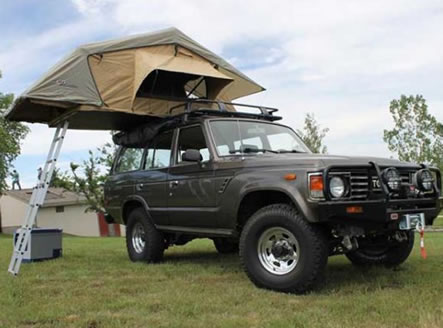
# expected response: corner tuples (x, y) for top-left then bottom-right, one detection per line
(383, 95), (442, 171)
(0, 70), (30, 192)
(297, 113), (329, 154)
(50, 168), (76, 190)
(70, 150), (107, 213)
(69, 142), (117, 213)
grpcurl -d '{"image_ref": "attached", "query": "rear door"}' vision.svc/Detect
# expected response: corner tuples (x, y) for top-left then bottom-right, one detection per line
(167, 124), (217, 228)
(135, 131), (174, 225)
(105, 146), (145, 221)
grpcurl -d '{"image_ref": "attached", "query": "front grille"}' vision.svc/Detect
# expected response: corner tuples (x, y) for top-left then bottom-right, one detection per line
(350, 173), (369, 199)
(400, 171), (413, 184)
(328, 167), (424, 201)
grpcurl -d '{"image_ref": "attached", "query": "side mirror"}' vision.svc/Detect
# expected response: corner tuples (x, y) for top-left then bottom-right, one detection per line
(182, 149), (203, 163)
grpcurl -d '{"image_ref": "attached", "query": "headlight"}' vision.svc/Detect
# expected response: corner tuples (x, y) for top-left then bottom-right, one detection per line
(382, 167), (401, 191)
(329, 176), (345, 198)
(415, 169), (434, 191)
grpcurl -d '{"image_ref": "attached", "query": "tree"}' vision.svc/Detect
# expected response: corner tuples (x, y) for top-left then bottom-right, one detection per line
(70, 150), (107, 213)
(383, 95), (442, 171)
(50, 168), (76, 190)
(97, 142), (117, 171)
(297, 113), (329, 154)
(0, 70), (30, 192)
(69, 142), (117, 213)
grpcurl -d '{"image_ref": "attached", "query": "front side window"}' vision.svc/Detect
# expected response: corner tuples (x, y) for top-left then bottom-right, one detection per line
(176, 126), (210, 163)
(115, 147), (144, 173)
(210, 120), (310, 156)
(144, 131), (173, 170)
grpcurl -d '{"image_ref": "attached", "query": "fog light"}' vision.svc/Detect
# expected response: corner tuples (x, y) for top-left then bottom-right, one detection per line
(382, 167), (401, 191)
(415, 169), (434, 191)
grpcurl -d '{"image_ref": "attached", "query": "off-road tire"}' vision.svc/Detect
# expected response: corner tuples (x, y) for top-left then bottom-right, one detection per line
(345, 230), (415, 266)
(213, 238), (239, 254)
(239, 204), (328, 294)
(126, 207), (165, 263)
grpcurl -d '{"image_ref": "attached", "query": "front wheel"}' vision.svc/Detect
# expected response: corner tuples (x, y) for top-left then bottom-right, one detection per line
(345, 230), (415, 266)
(239, 204), (328, 294)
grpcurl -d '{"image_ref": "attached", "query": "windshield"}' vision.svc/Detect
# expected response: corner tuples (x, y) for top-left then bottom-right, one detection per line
(209, 120), (311, 156)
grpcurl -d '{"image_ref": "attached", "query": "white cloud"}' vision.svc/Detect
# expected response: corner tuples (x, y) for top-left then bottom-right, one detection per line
(1, 0), (442, 160)
(20, 124), (111, 156)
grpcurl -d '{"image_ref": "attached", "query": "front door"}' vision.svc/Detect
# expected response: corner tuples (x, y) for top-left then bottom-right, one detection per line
(168, 125), (216, 228)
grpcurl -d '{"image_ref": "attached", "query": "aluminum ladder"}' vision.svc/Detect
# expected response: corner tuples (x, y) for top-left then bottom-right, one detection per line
(8, 121), (69, 275)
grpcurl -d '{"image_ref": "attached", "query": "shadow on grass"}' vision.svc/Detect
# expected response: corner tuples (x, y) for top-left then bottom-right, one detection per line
(164, 249), (237, 265)
(320, 260), (408, 293)
(162, 249), (408, 292)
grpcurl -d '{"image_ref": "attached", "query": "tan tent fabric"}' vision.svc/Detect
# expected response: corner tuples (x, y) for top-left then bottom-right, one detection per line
(89, 50), (135, 110)
(6, 27), (265, 130)
(89, 45), (233, 113)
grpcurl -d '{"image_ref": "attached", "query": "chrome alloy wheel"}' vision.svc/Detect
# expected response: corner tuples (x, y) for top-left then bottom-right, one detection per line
(132, 222), (146, 254)
(257, 227), (300, 275)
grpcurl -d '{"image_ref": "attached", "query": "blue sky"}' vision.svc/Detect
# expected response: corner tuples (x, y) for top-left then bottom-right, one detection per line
(1, 0), (443, 187)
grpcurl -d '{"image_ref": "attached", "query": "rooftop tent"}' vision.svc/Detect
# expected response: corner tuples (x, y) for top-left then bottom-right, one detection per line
(5, 27), (265, 130)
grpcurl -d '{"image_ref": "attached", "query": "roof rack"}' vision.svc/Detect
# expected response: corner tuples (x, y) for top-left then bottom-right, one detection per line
(168, 99), (282, 122)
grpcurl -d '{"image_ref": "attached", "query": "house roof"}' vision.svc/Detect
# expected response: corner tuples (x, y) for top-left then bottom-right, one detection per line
(4, 188), (88, 208)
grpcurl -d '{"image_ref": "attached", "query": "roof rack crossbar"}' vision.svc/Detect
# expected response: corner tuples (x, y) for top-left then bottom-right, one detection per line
(168, 99), (280, 121)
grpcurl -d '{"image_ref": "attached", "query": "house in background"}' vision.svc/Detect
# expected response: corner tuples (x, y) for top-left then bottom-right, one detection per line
(0, 188), (124, 237)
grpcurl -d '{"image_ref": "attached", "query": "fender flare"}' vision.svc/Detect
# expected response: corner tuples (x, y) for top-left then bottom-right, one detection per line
(235, 186), (318, 223)
(121, 195), (154, 224)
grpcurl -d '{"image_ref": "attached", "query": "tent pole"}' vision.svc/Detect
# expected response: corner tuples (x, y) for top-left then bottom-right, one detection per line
(8, 121), (69, 276)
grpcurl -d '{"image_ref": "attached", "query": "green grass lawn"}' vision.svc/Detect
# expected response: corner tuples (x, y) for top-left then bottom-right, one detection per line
(1, 234), (442, 328)
(433, 211), (443, 227)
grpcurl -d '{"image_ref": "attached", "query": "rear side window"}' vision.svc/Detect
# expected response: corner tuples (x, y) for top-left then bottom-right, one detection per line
(115, 147), (144, 173)
(144, 131), (173, 170)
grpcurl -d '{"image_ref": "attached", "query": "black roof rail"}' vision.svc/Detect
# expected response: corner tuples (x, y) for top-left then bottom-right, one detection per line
(168, 99), (282, 122)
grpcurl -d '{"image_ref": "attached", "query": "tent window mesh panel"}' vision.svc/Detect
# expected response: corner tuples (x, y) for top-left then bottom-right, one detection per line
(137, 70), (207, 99)
(56, 206), (65, 213)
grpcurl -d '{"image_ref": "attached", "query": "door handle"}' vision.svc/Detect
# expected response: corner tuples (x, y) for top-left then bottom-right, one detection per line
(169, 180), (179, 188)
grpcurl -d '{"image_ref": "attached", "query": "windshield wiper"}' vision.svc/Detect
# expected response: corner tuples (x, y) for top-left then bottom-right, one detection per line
(277, 149), (307, 154)
(229, 148), (279, 154)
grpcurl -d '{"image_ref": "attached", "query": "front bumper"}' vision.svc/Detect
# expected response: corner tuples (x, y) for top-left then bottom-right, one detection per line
(311, 162), (441, 228)
(315, 197), (440, 227)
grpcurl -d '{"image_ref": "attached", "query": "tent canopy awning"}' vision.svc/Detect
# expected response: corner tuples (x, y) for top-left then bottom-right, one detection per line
(6, 27), (265, 130)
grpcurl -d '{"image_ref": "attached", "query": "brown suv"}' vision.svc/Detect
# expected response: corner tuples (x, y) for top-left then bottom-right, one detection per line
(104, 100), (442, 293)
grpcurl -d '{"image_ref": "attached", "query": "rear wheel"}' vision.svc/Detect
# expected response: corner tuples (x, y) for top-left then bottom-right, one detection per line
(126, 208), (165, 262)
(213, 238), (239, 254)
(345, 230), (415, 266)
(239, 204), (328, 294)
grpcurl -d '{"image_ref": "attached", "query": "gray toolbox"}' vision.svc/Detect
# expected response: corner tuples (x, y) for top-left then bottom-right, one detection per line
(13, 228), (63, 262)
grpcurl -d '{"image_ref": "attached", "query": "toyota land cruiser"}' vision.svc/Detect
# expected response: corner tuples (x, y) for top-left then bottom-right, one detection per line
(104, 100), (442, 293)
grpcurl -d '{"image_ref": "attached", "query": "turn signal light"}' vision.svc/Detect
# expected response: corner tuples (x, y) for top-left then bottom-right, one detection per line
(310, 175), (324, 191)
(309, 174), (324, 198)
(284, 173), (297, 181)
(346, 206), (363, 214)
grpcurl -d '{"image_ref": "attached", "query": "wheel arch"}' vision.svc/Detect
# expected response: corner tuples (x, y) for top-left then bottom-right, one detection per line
(121, 195), (152, 225)
(236, 188), (304, 231)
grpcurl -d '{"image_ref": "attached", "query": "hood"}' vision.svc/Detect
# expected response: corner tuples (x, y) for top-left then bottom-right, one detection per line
(235, 153), (420, 169)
